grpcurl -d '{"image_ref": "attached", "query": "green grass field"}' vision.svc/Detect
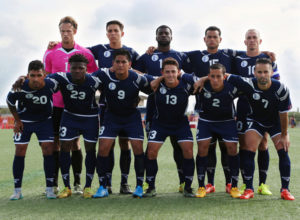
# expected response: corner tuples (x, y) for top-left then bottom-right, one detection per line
(0, 128), (300, 220)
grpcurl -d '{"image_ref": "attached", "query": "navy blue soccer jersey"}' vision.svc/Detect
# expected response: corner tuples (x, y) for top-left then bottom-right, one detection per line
(196, 80), (239, 121)
(48, 72), (100, 116)
(233, 52), (279, 79)
(135, 49), (192, 76)
(227, 75), (292, 126)
(92, 68), (151, 116)
(88, 44), (139, 68)
(6, 78), (58, 122)
(185, 49), (236, 77)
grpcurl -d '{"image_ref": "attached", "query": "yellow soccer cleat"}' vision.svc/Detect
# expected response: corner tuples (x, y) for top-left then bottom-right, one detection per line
(230, 187), (241, 198)
(179, 183), (185, 193)
(240, 183), (246, 195)
(258, 183), (272, 195)
(57, 187), (72, 199)
(83, 187), (93, 199)
(195, 187), (206, 198)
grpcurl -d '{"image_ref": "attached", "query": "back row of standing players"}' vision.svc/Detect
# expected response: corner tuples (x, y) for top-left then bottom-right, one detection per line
(7, 16), (294, 200)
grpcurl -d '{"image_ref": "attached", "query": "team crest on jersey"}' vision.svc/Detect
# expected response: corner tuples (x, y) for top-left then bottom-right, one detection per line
(67, 84), (74, 90)
(159, 87), (167, 94)
(202, 55), (209, 63)
(151, 54), (159, 61)
(25, 94), (33, 99)
(204, 92), (211, 98)
(252, 93), (260, 100)
(108, 82), (116, 90)
(241, 60), (248, 67)
(104, 51), (111, 58)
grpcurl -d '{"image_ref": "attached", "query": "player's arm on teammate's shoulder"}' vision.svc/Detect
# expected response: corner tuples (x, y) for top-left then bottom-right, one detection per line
(6, 96), (23, 134)
(148, 75), (163, 92)
(279, 112), (290, 152)
(146, 46), (156, 55)
(261, 51), (276, 62)
(193, 75), (208, 94)
(12, 75), (27, 91)
(47, 41), (60, 50)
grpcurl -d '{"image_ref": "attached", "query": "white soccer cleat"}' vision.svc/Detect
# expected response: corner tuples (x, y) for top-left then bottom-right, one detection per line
(10, 191), (23, 200)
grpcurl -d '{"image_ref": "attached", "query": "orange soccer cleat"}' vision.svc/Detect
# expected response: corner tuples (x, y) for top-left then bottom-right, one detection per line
(226, 183), (232, 194)
(281, 189), (295, 201)
(205, 183), (215, 194)
(240, 189), (254, 199)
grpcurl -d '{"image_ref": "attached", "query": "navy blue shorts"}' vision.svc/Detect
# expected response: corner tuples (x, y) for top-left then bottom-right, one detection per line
(196, 119), (238, 143)
(148, 119), (194, 143)
(99, 111), (144, 141)
(14, 118), (54, 144)
(59, 111), (99, 143)
(245, 119), (281, 138)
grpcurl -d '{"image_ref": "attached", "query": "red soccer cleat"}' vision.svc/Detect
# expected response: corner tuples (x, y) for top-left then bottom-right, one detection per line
(281, 189), (295, 201)
(205, 183), (215, 193)
(240, 189), (254, 199)
(226, 183), (232, 194)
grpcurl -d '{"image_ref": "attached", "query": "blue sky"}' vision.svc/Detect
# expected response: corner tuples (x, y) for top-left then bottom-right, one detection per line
(1, 0), (299, 111)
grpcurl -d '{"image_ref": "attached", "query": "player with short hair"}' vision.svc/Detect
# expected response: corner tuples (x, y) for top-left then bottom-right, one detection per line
(43, 16), (98, 194)
(233, 29), (279, 195)
(135, 25), (192, 193)
(193, 63), (241, 198)
(143, 57), (195, 197)
(92, 49), (151, 198)
(7, 60), (58, 200)
(226, 58), (294, 200)
(48, 54), (100, 199)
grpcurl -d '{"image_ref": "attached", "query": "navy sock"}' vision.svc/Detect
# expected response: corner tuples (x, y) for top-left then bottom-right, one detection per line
(120, 149), (131, 185)
(53, 151), (60, 187)
(107, 149), (114, 187)
(228, 154), (240, 188)
(239, 149), (246, 184)
(277, 149), (291, 190)
(43, 155), (54, 187)
(207, 146), (216, 185)
(258, 149), (269, 185)
(134, 153), (144, 187)
(60, 151), (71, 188)
(13, 156), (25, 188)
(85, 150), (96, 188)
(183, 158), (195, 190)
(170, 136), (184, 184)
(145, 157), (158, 189)
(220, 144), (231, 184)
(96, 155), (109, 188)
(71, 149), (82, 186)
(196, 155), (207, 187)
(243, 150), (256, 190)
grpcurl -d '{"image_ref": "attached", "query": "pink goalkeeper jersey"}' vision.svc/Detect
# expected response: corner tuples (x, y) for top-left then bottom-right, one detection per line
(43, 42), (98, 108)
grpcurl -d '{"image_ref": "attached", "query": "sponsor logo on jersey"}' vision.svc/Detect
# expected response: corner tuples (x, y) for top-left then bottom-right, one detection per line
(241, 60), (248, 67)
(204, 92), (211, 98)
(151, 54), (159, 61)
(202, 55), (209, 62)
(67, 84), (74, 90)
(108, 82), (116, 90)
(159, 87), (167, 94)
(104, 51), (111, 58)
(25, 94), (33, 99)
(252, 93), (260, 100)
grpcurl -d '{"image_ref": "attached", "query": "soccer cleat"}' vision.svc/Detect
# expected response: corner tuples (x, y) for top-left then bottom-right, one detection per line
(120, 184), (133, 194)
(93, 186), (108, 198)
(142, 182), (149, 192)
(178, 183), (185, 193)
(57, 187), (72, 198)
(74, 184), (83, 195)
(240, 183), (246, 195)
(46, 188), (57, 199)
(10, 191), (23, 200)
(195, 187), (206, 198)
(133, 186), (144, 198)
(184, 188), (195, 198)
(53, 186), (60, 194)
(240, 189), (254, 199)
(281, 189), (295, 201)
(205, 183), (215, 194)
(143, 188), (157, 197)
(107, 186), (112, 194)
(83, 187), (93, 199)
(258, 183), (272, 195)
(230, 187), (241, 198)
(226, 183), (232, 194)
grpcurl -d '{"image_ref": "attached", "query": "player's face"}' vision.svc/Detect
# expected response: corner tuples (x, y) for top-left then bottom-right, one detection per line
(113, 55), (131, 75)
(27, 69), (45, 89)
(254, 63), (272, 86)
(162, 64), (179, 85)
(204, 30), (222, 50)
(244, 30), (262, 51)
(59, 23), (77, 44)
(106, 24), (124, 44)
(208, 68), (224, 91)
(70, 62), (87, 82)
(156, 27), (172, 46)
